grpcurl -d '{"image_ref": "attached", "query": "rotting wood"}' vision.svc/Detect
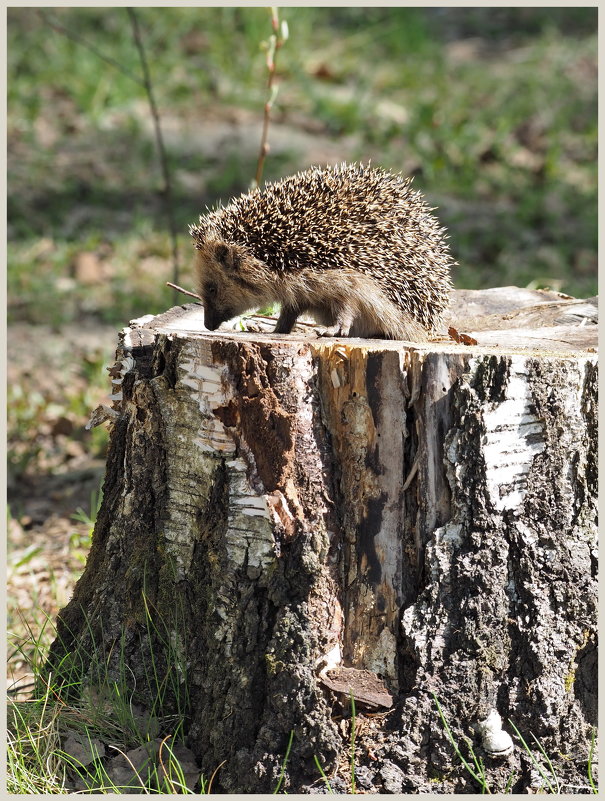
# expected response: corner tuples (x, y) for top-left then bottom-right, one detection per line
(51, 288), (597, 793)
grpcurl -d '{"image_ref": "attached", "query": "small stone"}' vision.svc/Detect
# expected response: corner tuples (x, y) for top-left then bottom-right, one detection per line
(106, 740), (161, 792)
(353, 764), (375, 790)
(62, 730), (106, 767)
(379, 760), (406, 793)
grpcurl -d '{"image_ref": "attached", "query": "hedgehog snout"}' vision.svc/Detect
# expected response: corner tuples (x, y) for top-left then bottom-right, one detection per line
(202, 306), (219, 330)
(203, 303), (231, 331)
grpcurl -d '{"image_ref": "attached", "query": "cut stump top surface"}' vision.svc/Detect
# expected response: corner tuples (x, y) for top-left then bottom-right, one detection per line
(127, 287), (597, 357)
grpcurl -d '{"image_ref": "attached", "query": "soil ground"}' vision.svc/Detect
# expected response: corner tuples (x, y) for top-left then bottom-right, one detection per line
(7, 323), (117, 695)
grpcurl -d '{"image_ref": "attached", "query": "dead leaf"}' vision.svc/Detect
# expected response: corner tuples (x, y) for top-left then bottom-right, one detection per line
(51, 416), (74, 437)
(313, 63), (335, 80)
(158, 741), (200, 792)
(448, 326), (478, 346)
(106, 740), (161, 793)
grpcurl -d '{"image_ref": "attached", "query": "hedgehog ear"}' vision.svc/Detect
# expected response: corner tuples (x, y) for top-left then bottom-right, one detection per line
(215, 243), (242, 272)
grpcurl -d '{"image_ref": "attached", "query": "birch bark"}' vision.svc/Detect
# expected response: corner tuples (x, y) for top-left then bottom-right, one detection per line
(49, 290), (597, 793)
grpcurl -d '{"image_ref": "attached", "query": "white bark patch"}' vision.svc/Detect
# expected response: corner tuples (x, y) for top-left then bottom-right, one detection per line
(266, 490), (296, 538)
(402, 521), (460, 657)
(175, 340), (275, 576)
(224, 456), (275, 572)
(179, 350), (235, 454)
(317, 643), (342, 675)
(364, 627), (398, 680)
(480, 357), (545, 511)
(159, 308), (206, 331)
(107, 353), (136, 406)
(126, 314), (157, 331)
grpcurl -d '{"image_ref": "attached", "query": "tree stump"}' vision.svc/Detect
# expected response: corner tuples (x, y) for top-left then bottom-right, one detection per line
(49, 288), (598, 793)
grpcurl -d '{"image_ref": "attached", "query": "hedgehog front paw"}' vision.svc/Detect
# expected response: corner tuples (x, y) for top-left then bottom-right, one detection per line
(274, 304), (299, 334)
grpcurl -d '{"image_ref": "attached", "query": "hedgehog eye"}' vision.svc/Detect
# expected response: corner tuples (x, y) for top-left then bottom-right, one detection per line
(205, 283), (218, 299)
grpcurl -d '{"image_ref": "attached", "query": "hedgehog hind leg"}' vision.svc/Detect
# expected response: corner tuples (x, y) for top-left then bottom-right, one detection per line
(351, 300), (428, 342)
(315, 303), (355, 337)
(274, 298), (355, 337)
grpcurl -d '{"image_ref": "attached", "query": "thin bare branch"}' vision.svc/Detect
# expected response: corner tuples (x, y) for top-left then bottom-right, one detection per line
(37, 10), (145, 87)
(254, 8), (288, 187)
(38, 8), (182, 303)
(127, 8), (180, 300)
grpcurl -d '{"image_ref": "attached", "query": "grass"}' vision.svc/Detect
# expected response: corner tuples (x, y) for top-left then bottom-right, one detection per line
(309, 694), (359, 794)
(507, 718), (559, 794)
(69, 485), (103, 559)
(8, 597), (307, 793)
(433, 693), (492, 793)
(7, 697), (202, 793)
(587, 727), (598, 794)
(7, 7), (597, 330)
(273, 730), (294, 794)
(9, 670), (368, 795)
(7, 480), (104, 704)
(7, 596), (205, 793)
(433, 693), (599, 794)
(313, 754), (335, 793)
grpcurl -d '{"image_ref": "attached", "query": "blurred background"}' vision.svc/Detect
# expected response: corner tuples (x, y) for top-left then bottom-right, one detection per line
(7, 6), (597, 682)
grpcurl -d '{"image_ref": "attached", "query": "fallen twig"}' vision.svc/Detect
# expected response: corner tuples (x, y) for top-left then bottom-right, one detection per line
(166, 282), (202, 301)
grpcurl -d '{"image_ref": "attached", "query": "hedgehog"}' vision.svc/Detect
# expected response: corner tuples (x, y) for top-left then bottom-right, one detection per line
(189, 163), (454, 341)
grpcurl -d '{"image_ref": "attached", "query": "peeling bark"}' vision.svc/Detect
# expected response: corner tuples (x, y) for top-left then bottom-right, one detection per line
(49, 291), (597, 793)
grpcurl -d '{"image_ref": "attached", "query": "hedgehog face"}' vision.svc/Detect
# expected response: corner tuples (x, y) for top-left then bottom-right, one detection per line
(196, 240), (267, 331)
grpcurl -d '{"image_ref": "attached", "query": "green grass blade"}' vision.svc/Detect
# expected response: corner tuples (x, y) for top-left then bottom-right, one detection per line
(432, 694), (491, 792)
(273, 729), (294, 793)
(529, 731), (560, 794)
(313, 755), (334, 793)
(508, 719), (556, 794)
(587, 727), (598, 794)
